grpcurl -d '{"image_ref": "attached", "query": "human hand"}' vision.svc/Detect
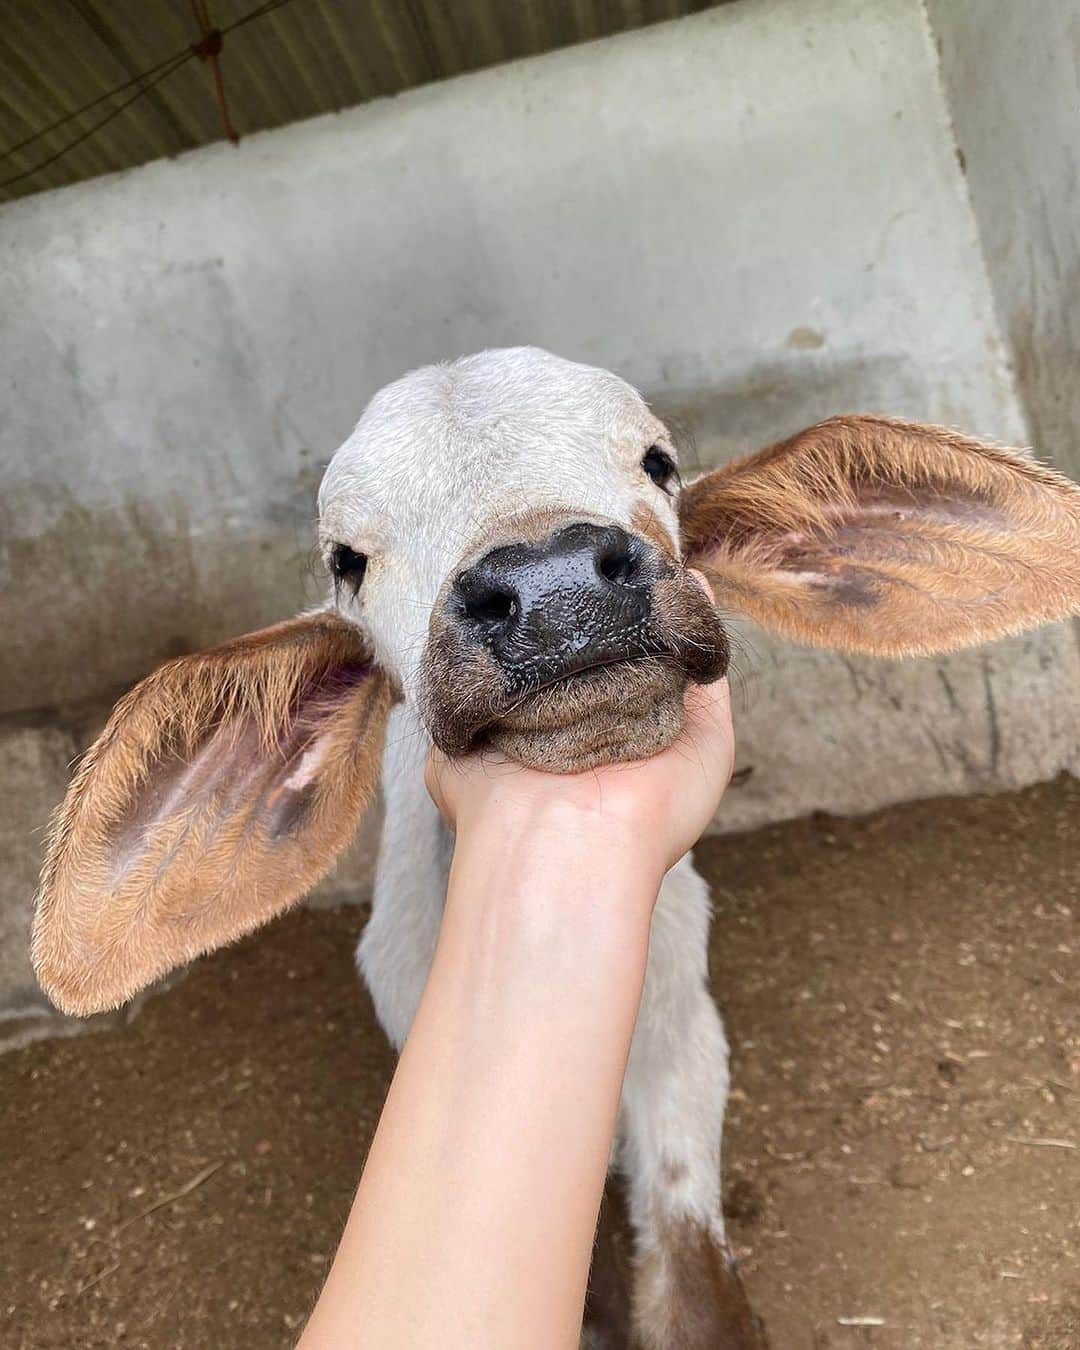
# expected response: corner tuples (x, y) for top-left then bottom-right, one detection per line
(424, 574), (734, 879)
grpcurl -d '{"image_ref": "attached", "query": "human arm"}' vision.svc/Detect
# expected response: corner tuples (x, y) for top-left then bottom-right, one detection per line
(299, 635), (734, 1349)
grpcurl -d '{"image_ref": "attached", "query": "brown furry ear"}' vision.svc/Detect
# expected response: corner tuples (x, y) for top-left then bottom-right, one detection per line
(679, 415), (1080, 657)
(32, 612), (395, 1017)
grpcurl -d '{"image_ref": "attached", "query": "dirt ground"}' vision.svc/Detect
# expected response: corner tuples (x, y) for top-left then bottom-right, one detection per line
(2, 776), (1078, 1350)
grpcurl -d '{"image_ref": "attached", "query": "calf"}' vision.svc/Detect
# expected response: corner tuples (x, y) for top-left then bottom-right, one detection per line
(33, 347), (1080, 1347)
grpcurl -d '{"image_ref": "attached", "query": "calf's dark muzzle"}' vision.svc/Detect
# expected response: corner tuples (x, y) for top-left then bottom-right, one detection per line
(447, 522), (669, 694)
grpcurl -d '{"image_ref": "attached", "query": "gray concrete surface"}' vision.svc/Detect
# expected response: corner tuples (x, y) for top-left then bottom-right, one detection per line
(928, 0), (1080, 484)
(0, 721), (87, 1048)
(2, 0), (1079, 1042)
(0, 0), (1042, 715)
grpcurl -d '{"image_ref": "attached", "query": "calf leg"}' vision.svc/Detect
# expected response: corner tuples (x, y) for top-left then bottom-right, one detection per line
(582, 1175), (634, 1349)
(618, 857), (767, 1350)
(357, 715), (452, 1050)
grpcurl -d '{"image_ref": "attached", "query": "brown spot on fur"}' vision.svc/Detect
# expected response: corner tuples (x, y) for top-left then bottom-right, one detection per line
(658, 1158), (689, 1188)
(461, 505), (597, 558)
(634, 1219), (769, 1350)
(632, 502), (678, 560)
(585, 1175), (634, 1349)
(680, 414), (1080, 658)
(33, 613), (394, 1016)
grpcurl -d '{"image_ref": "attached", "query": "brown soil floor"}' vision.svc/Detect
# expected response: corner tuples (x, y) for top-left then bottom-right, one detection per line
(3, 776), (1079, 1350)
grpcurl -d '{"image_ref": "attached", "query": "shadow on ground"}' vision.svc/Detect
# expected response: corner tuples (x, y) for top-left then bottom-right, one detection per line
(2, 777), (1078, 1349)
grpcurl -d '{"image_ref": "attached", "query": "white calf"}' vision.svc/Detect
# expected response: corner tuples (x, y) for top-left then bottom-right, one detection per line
(34, 347), (1080, 1346)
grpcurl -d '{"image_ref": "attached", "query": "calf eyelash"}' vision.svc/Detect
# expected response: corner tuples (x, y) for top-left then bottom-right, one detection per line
(642, 445), (679, 492)
(330, 543), (368, 597)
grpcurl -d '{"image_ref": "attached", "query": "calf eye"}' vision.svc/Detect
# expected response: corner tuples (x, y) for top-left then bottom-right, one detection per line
(642, 445), (678, 490)
(330, 543), (368, 595)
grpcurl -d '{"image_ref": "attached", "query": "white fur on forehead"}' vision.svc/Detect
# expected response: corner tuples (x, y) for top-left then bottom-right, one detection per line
(388, 346), (641, 422)
(317, 346), (678, 689)
(379, 346), (648, 431)
(319, 347), (661, 521)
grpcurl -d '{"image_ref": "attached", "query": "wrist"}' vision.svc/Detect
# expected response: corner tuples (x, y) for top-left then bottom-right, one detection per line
(454, 796), (668, 889)
(443, 805), (666, 952)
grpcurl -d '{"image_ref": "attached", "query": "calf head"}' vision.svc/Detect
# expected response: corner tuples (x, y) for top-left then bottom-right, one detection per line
(33, 347), (1080, 1014)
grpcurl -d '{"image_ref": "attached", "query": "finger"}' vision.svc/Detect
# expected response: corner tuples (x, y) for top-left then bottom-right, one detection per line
(688, 567), (714, 600)
(424, 748), (454, 821)
(681, 675), (735, 784)
(684, 671), (732, 730)
(682, 570), (733, 772)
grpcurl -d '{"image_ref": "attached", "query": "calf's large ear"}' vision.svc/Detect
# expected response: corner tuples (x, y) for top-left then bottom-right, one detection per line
(679, 415), (1080, 657)
(33, 611), (394, 1016)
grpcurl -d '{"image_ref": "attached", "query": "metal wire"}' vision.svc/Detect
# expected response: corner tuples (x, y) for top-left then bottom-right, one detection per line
(0, 0), (302, 192)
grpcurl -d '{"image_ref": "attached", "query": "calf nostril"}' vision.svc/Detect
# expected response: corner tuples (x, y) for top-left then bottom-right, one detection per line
(456, 573), (520, 626)
(467, 588), (518, 624)
(596, 540), (640, 587)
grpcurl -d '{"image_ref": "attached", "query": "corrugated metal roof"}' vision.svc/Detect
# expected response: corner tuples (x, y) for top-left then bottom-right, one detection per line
(0, 0), (726, 204)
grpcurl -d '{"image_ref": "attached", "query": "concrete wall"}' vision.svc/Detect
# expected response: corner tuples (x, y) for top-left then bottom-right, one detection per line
(0, 0), (1051, 715)
(928, 0), (1080, 483)
(3, 0), (1079, 1043)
